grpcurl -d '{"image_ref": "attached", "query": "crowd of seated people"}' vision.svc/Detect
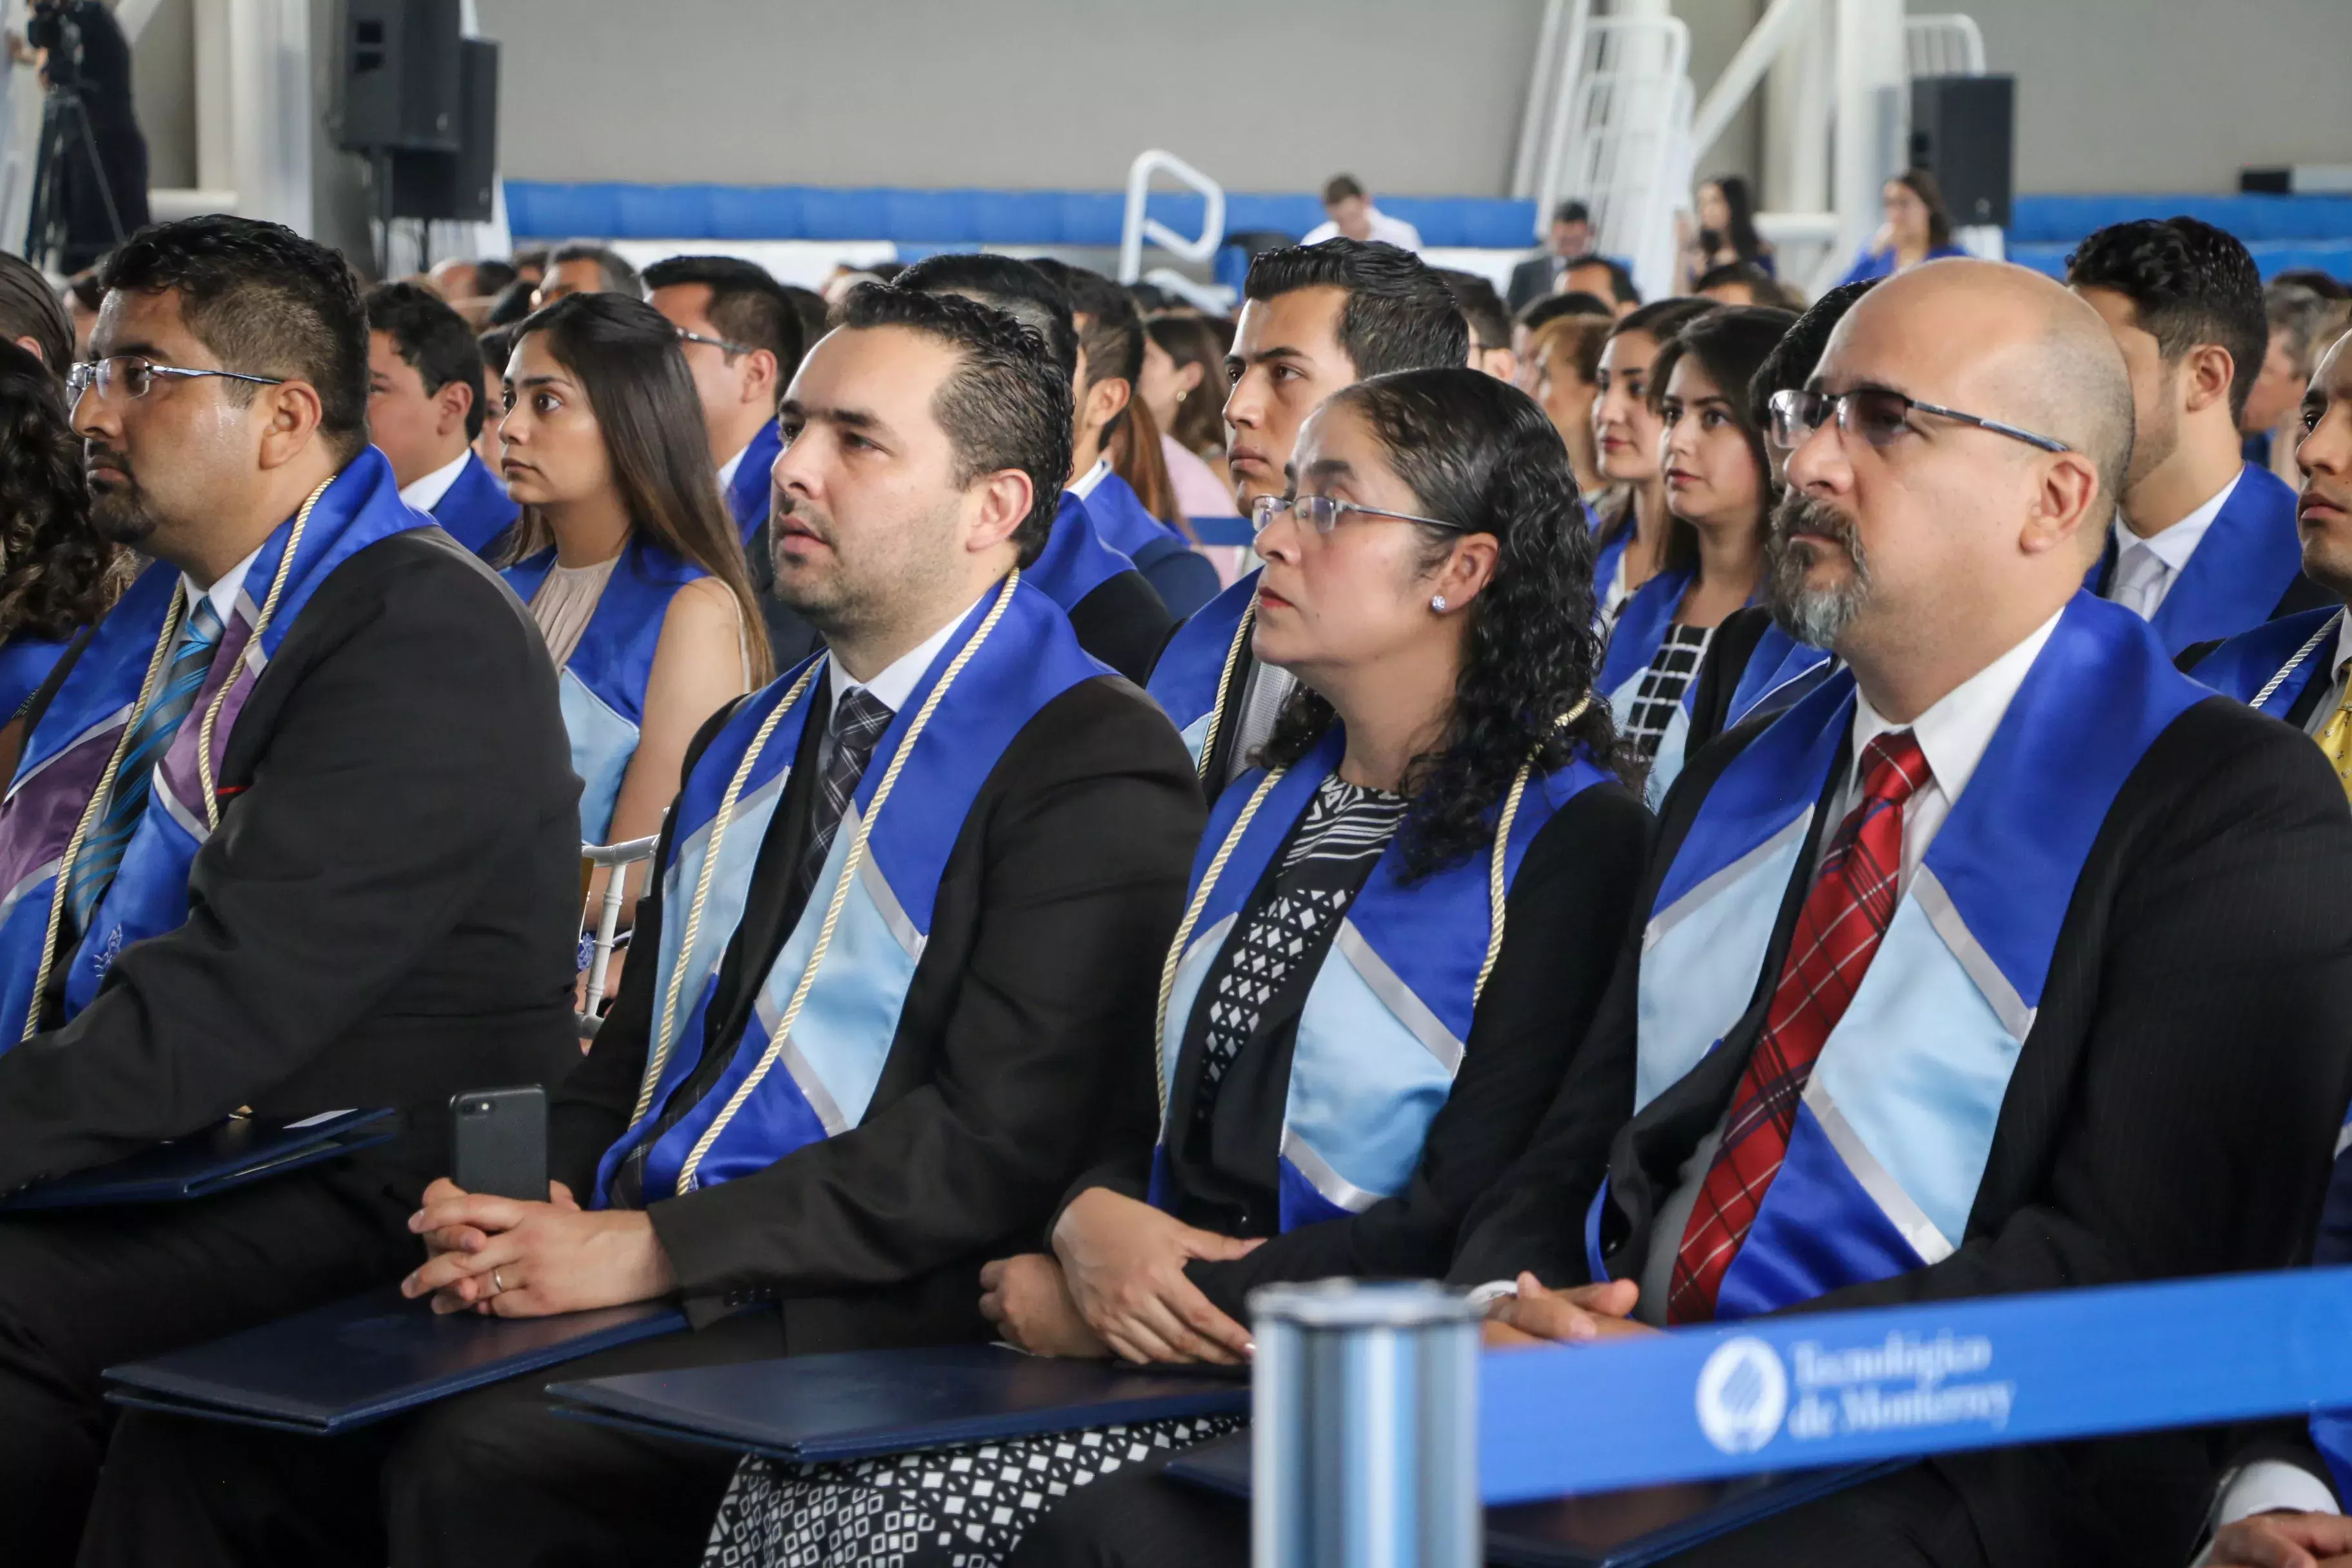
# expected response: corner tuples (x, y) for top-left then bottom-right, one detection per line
(0, 190), (2343, 1568)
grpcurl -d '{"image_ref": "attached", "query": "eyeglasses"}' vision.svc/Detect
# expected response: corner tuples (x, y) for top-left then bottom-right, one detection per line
(674, 328), (756, 357)
(1251, 493), (1467, 536)
(68, 357), (286, 404)
(1768, 387), (2070, 455)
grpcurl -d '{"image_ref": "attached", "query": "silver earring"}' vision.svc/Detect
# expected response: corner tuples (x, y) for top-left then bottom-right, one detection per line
(1431, 594), (1449, 612)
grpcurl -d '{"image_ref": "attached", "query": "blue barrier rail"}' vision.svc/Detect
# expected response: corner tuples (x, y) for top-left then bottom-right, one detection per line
(1477, 1267), (2352, 1505)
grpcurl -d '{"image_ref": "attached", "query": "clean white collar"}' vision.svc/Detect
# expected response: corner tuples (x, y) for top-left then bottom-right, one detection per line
(827, 588), (990, 723)
(182, 541), (266, 627)
(1068, 456), (1112, 500)
(716, 440), (753, 492)
(1848, 607), (2064, 805)
(2113, 467), (2244, 571)
(397, 448), (474, 515)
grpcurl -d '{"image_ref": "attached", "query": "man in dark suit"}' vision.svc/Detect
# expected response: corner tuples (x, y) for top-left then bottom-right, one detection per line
(0, 217), (581, 1567)
(364, 280), (520, 558)
(1021, 260), (2352, 1568)
(643, 253), (822, 666)
(1505, 199), (1596, 311)
(82, 284), (1205, 1568)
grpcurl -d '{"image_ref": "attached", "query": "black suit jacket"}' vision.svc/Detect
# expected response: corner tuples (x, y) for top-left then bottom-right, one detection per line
(2176, 632), (2340, 729)
(1681, 604), (1779, 758)
(0, 529), (583, 1199)
(1453, 694), (2352, 1567)
(1065, 570), (1175, 687)
(551, 670), (1204, 1354)
(1507, 255), (1564, 312)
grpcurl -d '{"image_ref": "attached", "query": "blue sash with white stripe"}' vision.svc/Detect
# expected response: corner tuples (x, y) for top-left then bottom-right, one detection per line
(504, 538), (708, 843)
(1628, 594), (2206, 1315)
(1146, 569), (1259, 771)
(1023, 492), (1139, 614)
(1151, 724), (1609, 1231)
(1725, 622), (1835, 733)
(2186, 603), (2340, 720)
(592, 576), (1108, 1204)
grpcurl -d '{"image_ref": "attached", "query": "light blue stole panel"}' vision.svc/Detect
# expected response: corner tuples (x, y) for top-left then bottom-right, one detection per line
(2186, 603), (2340, 720)
(1152, 725), (1611, 1230)
(0, 449), (430, 1046)
(504, 538), (708, 843)
(1146, 568), (1259, 770)
(1024, 492), (1141, 614)
(1600, 569), (1696, 808)
(1724, 622), (1836, 733)
(1627, 594), (2206, 1316)
(593, 579), (1108, 1204)
(725, 420), (785, 547)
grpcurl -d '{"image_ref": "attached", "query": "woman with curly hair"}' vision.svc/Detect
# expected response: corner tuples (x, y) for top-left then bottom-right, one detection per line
(0, 341), (126, 763)
(698, 367), (1654, 1568)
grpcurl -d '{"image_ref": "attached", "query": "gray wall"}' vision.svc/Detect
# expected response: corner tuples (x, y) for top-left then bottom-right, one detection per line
(128, 0), (195, 189)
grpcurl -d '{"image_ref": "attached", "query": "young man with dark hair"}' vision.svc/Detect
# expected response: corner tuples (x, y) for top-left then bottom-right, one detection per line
(643, 253), (819, 665)
(0, 214), (582, 1567)
(1028, 259), (1220, 618)
(2068, 217), (2328, 652)
(896, 251), (1174, 681)
(1302, 172), (1422, 250)
(364, 280), (518, 559)
(1147, 238), (1469, 799)
(533, 239), (642, 308)
(1511, 288), (1612, 382)
(0, 249), (75, 375)
(1508, 197), (1598, 309)
(1440, 268), (1516, 382)
(1694, 259), (1802, 310)
(82, 280), (1205, 1568)
(1563, 251), (1643, 316)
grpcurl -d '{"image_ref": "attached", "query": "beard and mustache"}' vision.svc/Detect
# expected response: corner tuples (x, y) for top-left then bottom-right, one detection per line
(1763, 490), (1873, 649)
(83, 443), (161, 548)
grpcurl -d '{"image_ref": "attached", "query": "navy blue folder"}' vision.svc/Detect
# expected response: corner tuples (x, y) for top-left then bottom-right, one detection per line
(547, 1344), (1250, 1464)
(103, 1286), (688, 1435)
(1166, 1429), (1892, 1568)
(1, 1109), (397, 1211)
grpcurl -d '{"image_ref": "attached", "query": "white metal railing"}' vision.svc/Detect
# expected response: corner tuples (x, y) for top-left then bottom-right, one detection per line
(1511, 0), (1592, 210)
(576, 831), (661, 1039)
(1905, 14), (1986, 77)
(1117, 148), (1224, 286)
(1536, 15), (1694, 305)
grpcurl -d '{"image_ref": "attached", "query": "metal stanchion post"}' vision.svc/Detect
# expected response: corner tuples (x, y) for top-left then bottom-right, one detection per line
(1251, 1280), (1484, 1568)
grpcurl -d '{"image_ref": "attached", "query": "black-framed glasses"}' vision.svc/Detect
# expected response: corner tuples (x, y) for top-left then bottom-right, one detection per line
(1251, 493), (1467, 536)
(1768, 387), (2070, 455)
(674, 328), (756, 357)
(68, 356), (287, 404)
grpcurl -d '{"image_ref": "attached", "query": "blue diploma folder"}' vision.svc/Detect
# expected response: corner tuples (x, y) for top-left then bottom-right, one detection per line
(1, 1109), (397, 1210)
(547, 1344), (1250, 1464)
(104, 1287), (687, 1435)
(1166, 1429), (1889, 1568)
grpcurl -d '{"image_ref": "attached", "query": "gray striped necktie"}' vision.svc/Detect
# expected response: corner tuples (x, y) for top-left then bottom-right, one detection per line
(792, 685), (895, 910)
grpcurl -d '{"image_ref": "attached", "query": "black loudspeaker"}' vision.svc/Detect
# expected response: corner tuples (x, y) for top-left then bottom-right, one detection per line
(386, 39), (498, 222)
(335, 0), (463, 154)
(1908, 75), (2015, 228)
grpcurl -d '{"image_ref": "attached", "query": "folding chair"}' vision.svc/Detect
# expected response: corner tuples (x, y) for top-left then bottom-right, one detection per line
(575, 830), (662, 1040)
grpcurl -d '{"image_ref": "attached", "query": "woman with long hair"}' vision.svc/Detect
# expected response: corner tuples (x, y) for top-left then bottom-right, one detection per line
(1588, 297), (1716, 625)
(698, 368), (1652, 1568)
(1839, 167), (1967, 286)
(1528, 311), (1612, 498)
(1597, 306), (1796, 804)
(0, 342), (126, 772)
(1139, 312), (1241, 515)
(1679, 173), (1775, 289)
(495, 293), (770, 868)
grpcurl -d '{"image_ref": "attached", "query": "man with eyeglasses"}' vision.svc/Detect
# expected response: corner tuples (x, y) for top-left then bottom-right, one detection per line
(0, 214), (582, 1567)
(645, 254), (820, 666)
(1430, 259), (2352, 1567)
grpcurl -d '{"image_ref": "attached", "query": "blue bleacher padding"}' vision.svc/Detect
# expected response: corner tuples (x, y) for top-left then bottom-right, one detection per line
(2011, 193), (2352, 246)
(883, 189), (975, 244)
(796, 188), (888, 240)
(705, 185), (801, 241)
(612, 183), (715, 239)
(506, 181), (631, 240)
(1382, 196), (1538, 249)
(972, 190), (1064, 246)
(1056, 192), (1129, 248)
(1223, 193), (1330, 237)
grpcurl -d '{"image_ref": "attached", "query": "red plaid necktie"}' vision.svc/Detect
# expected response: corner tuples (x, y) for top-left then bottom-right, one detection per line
(1665, 730), (1932, 1324)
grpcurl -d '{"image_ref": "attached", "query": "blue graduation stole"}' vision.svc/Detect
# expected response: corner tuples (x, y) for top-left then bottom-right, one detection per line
(427, 449), (520, 560)
(504, 538), (710, 843)
(2313, 1124), (2352, 1499)
(2185, 603), (2340, 721)
(0, 449), (431, 1050)
(592, 574), (1109, 1204)
(1591, 529), (1631, 612)
(1619, 594), (2207, 1315)
(1599, 568), (1700, 807)
(0, 631), (70, 724)
(725, 420), (785, 547)
(1146, 568), (1259, 774)
(1083, 471), (1183, 560)
(2087, 464), (2305, 656)
(1023, 492), (1140, 614)
(1149, 724), (1611, 1231)
(1724, 621), (1836, 733)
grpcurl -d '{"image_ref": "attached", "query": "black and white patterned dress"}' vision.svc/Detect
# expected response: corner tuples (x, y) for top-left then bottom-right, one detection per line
(1622, 622), (1714, 759)
(701, 776), (1409, 1568)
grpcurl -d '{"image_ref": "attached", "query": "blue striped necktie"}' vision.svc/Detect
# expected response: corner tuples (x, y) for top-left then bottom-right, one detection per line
(65, 594), (227, 938)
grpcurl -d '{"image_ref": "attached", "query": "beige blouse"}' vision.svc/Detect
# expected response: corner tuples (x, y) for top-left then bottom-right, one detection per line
(527, 554), (622, 670)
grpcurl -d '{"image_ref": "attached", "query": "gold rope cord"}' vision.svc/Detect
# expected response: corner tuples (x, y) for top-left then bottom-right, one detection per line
(1192, 600), (1255, 784)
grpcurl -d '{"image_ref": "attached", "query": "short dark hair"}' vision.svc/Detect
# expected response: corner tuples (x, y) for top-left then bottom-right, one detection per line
(1610, 295), (1717, 348)
(641, 253), (807, 384)
(779, 284), (830, 355)
(547, 239), (641, 299)
(2066, 216), (2268, 420)
(0, 251), (73, 377)
(1693, 260), (1802, 310)
(478, 324), (516, 381)
(2273, 268), (2351, 304)
(1563, 253), (1642, 308)
(1439, 270), (1511, 353)
(485, 277), (537, 327)
(1028, 259), (1142, 438)
(836, 283), (1074, 567)
(1519, 291), (1612, 332)
(511, 246), (550, 275)
(366, 280), (490, 439)
(469, 259), (519, 299)
(101, 215), (369, 462)
(1552, 199), (1591, 227)
(1747, 278), (1878, 431)
(1322, 174), (1366, 206)
(1242, 239), (1469, 378)
(894, 251), (1079, 384)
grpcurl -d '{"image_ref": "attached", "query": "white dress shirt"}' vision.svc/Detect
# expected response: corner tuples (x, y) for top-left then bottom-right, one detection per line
(2105, 469), (2243, 620)
(1067, 456), (1111, 502)
(397, 449), (473, 516)
(715, 440), (752, 495)
(1300, 207), (1424, 251)
(182, 542), (264, 627)
(823, 589), (985, 740)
